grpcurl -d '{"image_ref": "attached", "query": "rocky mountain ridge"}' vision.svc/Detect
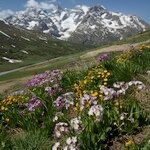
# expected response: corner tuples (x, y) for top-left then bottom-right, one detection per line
(2, 3), (150, 45)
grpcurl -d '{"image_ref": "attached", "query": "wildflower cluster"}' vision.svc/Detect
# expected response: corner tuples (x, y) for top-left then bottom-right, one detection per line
(64, 136), (79, 150)
(70, 117), (82, 131)
(0, 95), (28, 112)
(97, 53), (109, 63)
(26, 70), (62, 87)
(116, 44), (150, 64)
(52, 136), (79, 150)
(116, 50), (132, 63)
(88, 104), (104, 122)
(100, 80), (145, 100)
(26, 96), (43, 112)
(54, 92), (75, 110)
(74, 65), (111, 98)
(54, 122), (69, 138)
(139, 44), (150, 51)
(78, 94), (97, 111)
(1, 44), (149, 149)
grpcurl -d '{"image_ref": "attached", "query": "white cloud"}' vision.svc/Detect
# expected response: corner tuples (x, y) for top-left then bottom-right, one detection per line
(0, 9), (14, 19)
(26, 0), (39, 8)
(25, 0), (57, 10)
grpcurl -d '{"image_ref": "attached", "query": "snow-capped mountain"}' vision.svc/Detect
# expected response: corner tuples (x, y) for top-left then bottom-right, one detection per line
(69, 5), (150, 45)
(5, 4), (89, 39)
(4, 3), (150, 45)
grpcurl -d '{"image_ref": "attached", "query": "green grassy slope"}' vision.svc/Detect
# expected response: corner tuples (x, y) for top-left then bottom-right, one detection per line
(0, 21), (86, 72)
(114, 29), (150, 45)
(0, 19), (149, 73)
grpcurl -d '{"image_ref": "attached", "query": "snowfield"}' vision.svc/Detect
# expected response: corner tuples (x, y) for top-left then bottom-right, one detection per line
(2, 57), (22, 63)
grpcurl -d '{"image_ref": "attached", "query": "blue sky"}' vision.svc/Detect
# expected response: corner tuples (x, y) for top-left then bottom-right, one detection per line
(0, 0), (150, 22)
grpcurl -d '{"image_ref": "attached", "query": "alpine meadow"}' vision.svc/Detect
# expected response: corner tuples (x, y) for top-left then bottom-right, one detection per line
(0, 0), (150, 150)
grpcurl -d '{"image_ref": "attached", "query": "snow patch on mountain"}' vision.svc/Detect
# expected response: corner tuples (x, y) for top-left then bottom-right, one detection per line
(3, 2), (149, 44)
(21, 36), (31, 41)
(2, 57), (22, 63)
(0, 30), (11, 38)
(27, 21), (39, 30)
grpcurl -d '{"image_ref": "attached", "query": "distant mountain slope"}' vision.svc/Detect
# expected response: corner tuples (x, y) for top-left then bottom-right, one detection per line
(4, 3), (150, 45)
(0, 20), (85, 71)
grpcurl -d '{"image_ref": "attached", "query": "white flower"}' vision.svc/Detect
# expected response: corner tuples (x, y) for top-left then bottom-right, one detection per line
(72, 136), (77, 143)
(70, 145), (77, 150)
(54, 122), (69, 138)
(120, 114), (125, 120)
(100, 85), (116, 100)
(65, 136), (78, 150)
(113, 82), (125, 89)
(64, 146), (68, 150)
(80, 94), (97, 109)
(117, 89), (126, 96)
(55, 130), (61, 138)
(88, 105), (104, 122)
(70, 117), (82, 131)
(137, 85), (145, 90)
(147, 70), (150, 75)
(120, 113), (127, 120)
(53, 116), (58, 122)
(66, 137), (72, 145)
(66, 136), (77, 145)
(52, 142), (60, 150)
(128, 81), (133, 86)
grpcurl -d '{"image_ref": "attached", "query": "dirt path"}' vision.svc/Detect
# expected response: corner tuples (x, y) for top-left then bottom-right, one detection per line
(0, 76), (32, 94)
(80, 39), (150, 59)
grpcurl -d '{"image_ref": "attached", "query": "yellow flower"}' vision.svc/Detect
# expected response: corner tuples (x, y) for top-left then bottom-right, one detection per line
(4, 107), (8, 111)
(1, 106), (5, 111)
(91, 92), (98, 97)
(84, 80), (88, 84)
(5, 118), (10, 122)
(76, 103), (79, 107)
(104, 70), (108, 73)
(99, 94), (103, 98)
(102, 75), (105, 78)
(104, 82), (107, 85)
(125, 139), (134, 147)
(107, 72), (111, 76)
(103, 78), (108, 82)
(114, 102), (119, 106)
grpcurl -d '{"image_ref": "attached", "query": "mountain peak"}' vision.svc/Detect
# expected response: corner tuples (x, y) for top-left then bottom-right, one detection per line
(4, 4), (149, 45)
(75, 5), (90, 14)
(90, 5), (106, 12)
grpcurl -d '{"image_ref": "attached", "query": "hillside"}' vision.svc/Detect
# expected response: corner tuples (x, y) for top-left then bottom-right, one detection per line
(115, 29), (150, 44)
(0, 20), (85, 72)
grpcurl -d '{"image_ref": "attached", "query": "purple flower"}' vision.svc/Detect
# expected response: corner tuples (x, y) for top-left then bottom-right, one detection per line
(45, 84), (63, 97)
(27, 96), (43, 112)
(45, 87), (55, 96)
(54, 96), (65, 109)
(97, 53), (109, 63)
(80, 94), (97, 110)
(26, 70), (62, 87)
(54, 92), (75, 110)
(100, 85), (116, 100)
